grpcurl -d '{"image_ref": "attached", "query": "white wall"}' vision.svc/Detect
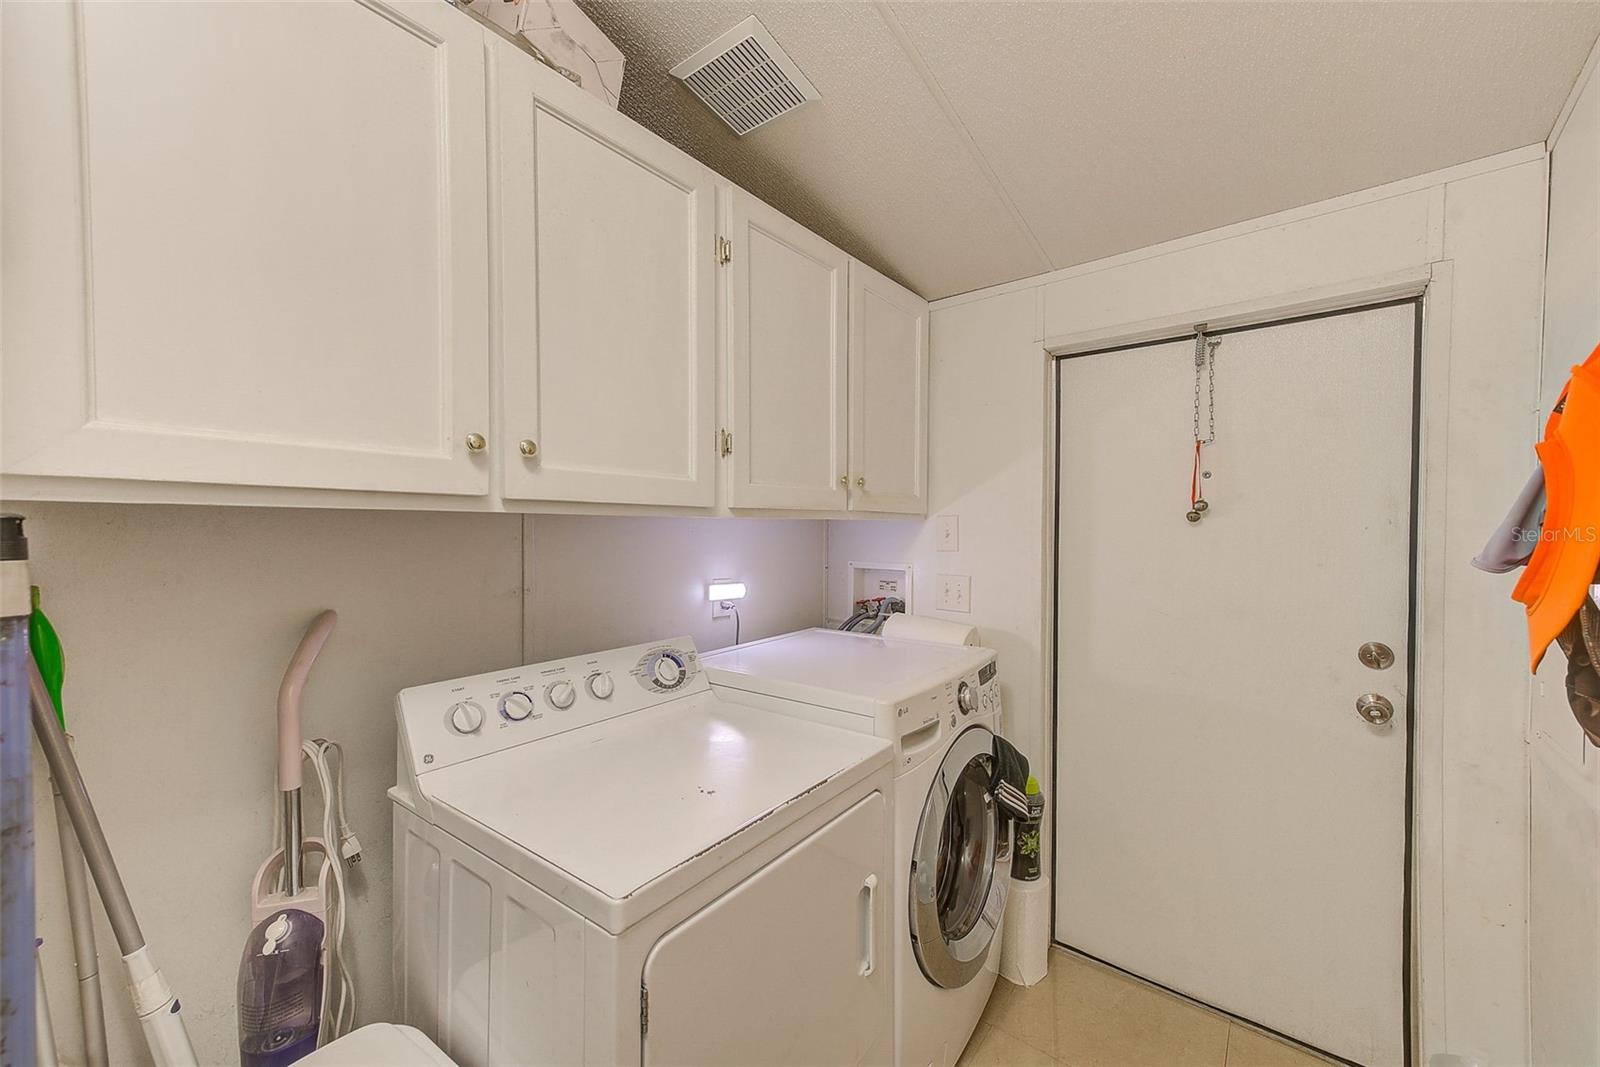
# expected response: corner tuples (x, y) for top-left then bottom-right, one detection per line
(825, 286), (1051, 780)
(1530, 39), (1600, 1067)
(22, 503), (525, 1067)
(855, 145), (1551, 1066)
(19, 505), (827, 1066)
(525, 515), (827, 661)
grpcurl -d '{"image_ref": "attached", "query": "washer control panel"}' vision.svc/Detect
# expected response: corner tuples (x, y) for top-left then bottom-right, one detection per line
(976, 659), (1002, 721)
(399, 637), (704, 773)
(893, 652), (1000, 733)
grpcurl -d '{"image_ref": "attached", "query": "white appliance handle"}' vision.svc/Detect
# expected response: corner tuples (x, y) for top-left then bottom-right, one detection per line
(858, 874), (878, 977)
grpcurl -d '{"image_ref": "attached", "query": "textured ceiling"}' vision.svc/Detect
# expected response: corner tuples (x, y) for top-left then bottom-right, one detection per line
(577, 1), (1600, 299)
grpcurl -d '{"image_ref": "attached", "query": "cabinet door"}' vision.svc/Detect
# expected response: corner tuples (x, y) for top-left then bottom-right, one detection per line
(642, 792), (890, 1067)
(1, 0), (490, 495)
(727, 193), (849, 510)
(493, 39), (717, 507)
(847, 261), (928, 514)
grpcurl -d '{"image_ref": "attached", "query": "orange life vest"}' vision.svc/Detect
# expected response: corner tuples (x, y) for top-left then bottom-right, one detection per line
(1514, 342), (1600, 671)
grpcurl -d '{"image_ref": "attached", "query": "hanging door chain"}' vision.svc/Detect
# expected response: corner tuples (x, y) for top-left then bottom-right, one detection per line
(1187, 326), (1221, 525)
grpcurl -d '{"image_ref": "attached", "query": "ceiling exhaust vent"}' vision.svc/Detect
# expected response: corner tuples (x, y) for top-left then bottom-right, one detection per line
(669, 16), (819, 136)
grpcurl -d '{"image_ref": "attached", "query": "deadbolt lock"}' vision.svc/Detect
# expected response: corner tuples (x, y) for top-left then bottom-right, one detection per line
(1358, 642), (1395, 670)
(1356, 693), (1395, 726)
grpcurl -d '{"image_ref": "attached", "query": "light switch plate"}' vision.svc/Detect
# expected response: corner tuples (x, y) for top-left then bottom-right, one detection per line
(937, 574), (971, 613)
(936, 514), (959, 552)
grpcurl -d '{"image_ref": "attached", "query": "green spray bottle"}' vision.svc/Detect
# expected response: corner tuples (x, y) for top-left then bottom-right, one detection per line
(29, 587), (65, 728)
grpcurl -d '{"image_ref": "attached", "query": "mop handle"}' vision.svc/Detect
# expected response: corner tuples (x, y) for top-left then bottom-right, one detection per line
(277, 611), (337, 791)
(29, 659), (198, 1066)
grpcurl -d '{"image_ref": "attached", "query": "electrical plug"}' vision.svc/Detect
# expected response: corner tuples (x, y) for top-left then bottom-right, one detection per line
(340, 832), (363, 865)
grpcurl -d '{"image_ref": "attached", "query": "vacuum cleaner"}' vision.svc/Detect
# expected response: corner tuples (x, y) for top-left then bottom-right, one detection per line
(238, 610), (358, 1065)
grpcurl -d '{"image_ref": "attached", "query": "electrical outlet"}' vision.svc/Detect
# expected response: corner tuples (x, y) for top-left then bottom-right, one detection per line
(936, 515), (959, 552)
(936, 574), (971, 614)
(710, 578), (737, 619)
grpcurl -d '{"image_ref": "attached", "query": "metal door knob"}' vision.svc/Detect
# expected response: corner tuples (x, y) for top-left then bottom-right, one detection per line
(518, 439), (538, 458)
(1355, 693), (1394, 725)
(856, 477), (866, 489)
(839, 475), (848, 487)
(1358, 642), (1395, 670)
(464, 432), (486, 453)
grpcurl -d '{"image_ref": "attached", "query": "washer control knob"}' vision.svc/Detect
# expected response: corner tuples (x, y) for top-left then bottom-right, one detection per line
(652, 654), (684, 689)
(957, 681), (975, 715)
(449, 700), (485, 734)
(587, 672), (615, 700)
(547, 680), (577, 710)
(499, 691), (535, 721)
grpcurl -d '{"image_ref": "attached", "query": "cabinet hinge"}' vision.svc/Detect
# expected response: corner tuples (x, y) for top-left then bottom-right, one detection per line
(640, 983), (649, 1035)
(719, 428), (733, 457)
(715, 236), (733, 266)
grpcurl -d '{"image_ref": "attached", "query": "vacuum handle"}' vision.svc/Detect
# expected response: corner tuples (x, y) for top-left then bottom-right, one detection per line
(277, 611), (336, 790)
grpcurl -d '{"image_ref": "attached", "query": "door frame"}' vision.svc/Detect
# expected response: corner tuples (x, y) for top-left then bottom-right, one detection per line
(1043, 265), (1444, 1067)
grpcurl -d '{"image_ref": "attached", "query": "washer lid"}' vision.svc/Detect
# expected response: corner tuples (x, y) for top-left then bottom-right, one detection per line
(299, 1024), (457, 1066)
(703, 628), (994, 714)
(416, 690), (890, 933)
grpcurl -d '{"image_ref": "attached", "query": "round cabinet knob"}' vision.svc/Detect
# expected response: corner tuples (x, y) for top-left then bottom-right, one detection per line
(519, 439), (539, 458)
(957, 681), (975, 715)
(499, 691), (535, 722)
(464, 432), (486, 454)
(449, 700), (485, 734)
(856, 477), (866, 489)
(587, 672), (615, 700)
(547, 680), (577, 710)
(652, 654), (684, 689)
(838, 475), (849, 487)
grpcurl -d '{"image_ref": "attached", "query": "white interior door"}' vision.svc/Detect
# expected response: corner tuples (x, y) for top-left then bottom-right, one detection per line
(847, 262), (928, 514)
(726, 192), (849, 511)
(2, 0), (489, 495)
(643, 793), (891, 1067)
(493, 38), (717, 507)
(1054, 303), (1417, 1065)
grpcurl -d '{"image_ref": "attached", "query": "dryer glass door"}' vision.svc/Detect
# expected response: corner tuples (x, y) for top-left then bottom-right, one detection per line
(910, 725), (1008, 988)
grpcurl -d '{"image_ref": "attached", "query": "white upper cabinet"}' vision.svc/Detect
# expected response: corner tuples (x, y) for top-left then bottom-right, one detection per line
(3, 2), (923, 518)
(726, 193), (850, 511)
(847, 262), (928, 514)
(492, 37), (718, 508)
(1, 0), (490, 495)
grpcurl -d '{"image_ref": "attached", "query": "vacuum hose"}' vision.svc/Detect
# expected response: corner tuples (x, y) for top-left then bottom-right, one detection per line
(277, 611), (336, 895)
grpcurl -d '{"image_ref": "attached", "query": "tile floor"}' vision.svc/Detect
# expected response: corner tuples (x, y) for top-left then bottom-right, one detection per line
(957, 948), (1337, 1067)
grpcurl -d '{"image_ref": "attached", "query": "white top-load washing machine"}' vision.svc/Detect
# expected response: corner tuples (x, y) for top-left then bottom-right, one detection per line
(390, 637), (895, 1067)
(702, 629), (1009, 1067)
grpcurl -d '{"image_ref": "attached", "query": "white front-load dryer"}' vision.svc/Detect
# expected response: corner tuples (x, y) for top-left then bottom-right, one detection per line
(703, 629), (1011, 1067)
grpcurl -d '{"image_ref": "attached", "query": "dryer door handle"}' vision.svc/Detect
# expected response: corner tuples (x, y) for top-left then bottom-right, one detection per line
(858, 874), (878, 978)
